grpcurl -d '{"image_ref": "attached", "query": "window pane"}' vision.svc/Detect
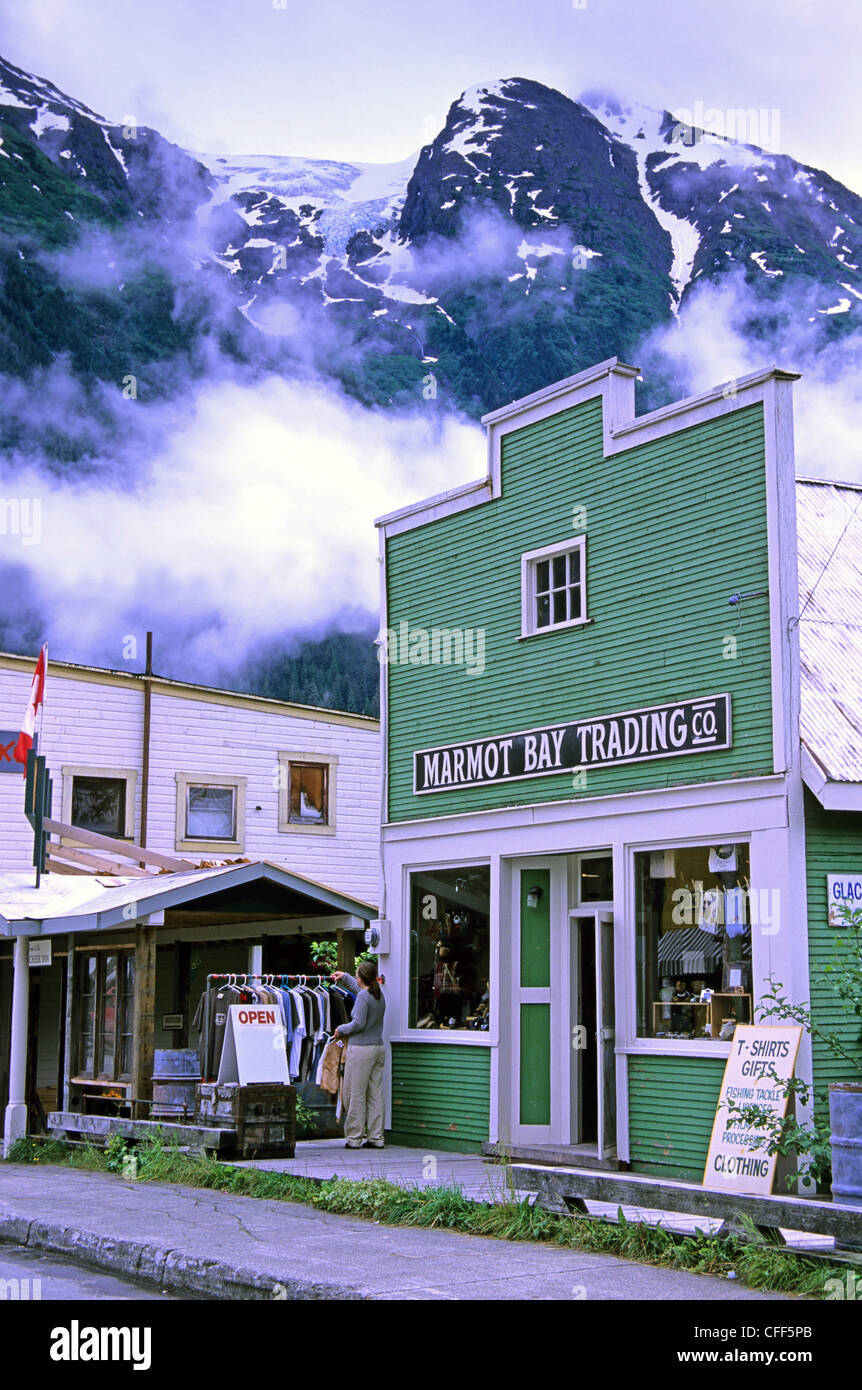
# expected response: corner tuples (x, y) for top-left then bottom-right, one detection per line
(536, 594), (550, 627)
(72, 777), (126, 836)
(77, 955), (98, 1077)
(580, 856), (613, 902)
(535, 560), (549, 593)
(635, 844), (752, 1042)
(99, 955), (117, 1079)
(568, 549), (581, 585)
(120, 955), (135, 1078)
(187, 785), (235, 839)
(568, 582), (582, 619)
(409, 867), (491, 1031)
(552, 555), (567, 589)
(288, 763), (328, 824)
(553, 589), (567, 624)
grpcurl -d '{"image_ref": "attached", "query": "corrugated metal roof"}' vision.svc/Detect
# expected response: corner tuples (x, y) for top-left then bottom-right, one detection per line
(797, 479), (862, 783)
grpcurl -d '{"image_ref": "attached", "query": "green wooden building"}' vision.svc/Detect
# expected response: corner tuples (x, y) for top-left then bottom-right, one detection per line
(374, 356), (862, 1176)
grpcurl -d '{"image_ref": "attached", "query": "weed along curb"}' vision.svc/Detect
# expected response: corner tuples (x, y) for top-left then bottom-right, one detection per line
(1, 1137), (853, 1298)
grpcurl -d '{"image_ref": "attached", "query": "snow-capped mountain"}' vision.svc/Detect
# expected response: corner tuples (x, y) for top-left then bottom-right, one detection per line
(2, 59), (860, 424)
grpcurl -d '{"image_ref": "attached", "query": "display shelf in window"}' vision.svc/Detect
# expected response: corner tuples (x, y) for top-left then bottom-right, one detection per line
(652, 999), (709, 1039)
(708, 993), (752, 1039)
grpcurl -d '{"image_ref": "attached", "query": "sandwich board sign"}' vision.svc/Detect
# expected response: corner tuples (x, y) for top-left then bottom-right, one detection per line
(217, 1004), (289, 1085)
(704, 1025), (803, 1195)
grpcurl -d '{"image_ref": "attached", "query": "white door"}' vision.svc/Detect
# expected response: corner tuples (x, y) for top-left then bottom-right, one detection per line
(596, 912), (617, 1159)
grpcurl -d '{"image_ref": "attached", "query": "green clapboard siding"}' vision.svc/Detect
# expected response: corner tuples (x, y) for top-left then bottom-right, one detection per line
(628, 1054), (726, 1180)
(520, 869), (551, 987)
(520, 1003), (551, 1125)
(387, 398), (772, 820)
(388, 1042), (490, 1152)
(803, 788), (862, 1113)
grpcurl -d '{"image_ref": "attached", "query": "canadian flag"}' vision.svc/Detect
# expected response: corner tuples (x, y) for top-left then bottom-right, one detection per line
(13, 644), (47, 768)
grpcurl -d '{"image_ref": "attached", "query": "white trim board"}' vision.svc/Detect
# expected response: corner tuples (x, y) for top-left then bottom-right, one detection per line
(801, 744), (862, 810)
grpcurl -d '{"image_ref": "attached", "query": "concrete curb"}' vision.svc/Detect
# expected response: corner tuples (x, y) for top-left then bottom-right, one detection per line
(0, 1211), (369, 1300)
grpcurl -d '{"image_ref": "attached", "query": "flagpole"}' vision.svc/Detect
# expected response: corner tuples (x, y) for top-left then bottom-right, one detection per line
(37, 644), (47, 888)
(38, 643), (47, 761)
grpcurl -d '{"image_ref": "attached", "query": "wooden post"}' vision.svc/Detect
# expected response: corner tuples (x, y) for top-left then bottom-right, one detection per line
(132, 918), (157, 1119)
(63, 938), (75, 1111)
(176, 942), (191, 1050)
(337, 927), (355, 974)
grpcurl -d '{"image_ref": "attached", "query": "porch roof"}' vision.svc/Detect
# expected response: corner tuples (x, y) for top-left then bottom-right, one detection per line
(0, 859), (377, 937)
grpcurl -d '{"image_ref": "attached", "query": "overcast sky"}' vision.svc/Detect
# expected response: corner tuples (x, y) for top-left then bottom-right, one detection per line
(0, 0), (858, 190)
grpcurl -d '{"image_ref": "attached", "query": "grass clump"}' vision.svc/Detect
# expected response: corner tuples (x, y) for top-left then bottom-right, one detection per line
(5, 1134), (852, 1298)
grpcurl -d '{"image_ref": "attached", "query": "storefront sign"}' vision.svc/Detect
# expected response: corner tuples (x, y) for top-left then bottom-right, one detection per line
(28, 939), (51, 967)
(0, 730), (36, 772)
(827, 873), (862, 927)
(413, 694), (732, 793)
(704, 1024), (803, 1195)
(217, 1004), (289, 1084)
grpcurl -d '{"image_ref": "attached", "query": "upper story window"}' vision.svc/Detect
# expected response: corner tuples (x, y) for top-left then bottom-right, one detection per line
(278, 752), (338, 836)
(521, 536), (588, 637)
(73, 776), (127, 836)
(187, 784), (236, 840)
(61, 765), (136, 840)
(175, 771), (246, 852)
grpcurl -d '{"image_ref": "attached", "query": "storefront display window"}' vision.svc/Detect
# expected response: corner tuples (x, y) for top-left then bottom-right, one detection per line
(635, 843), (752, 1042)
(409, 866), (491, 1031)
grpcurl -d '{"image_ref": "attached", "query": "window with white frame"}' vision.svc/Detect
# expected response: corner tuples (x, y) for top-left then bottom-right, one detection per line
(635, 842), (753, 1044)
(278, 752), (337, 835)
(521, 536), (587, 636)
(175, 772), (246, 850)
(61, 765), (136, 839)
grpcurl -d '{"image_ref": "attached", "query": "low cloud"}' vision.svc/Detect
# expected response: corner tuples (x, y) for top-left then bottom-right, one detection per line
(0, 374), (483, 679)
(638, 272), (862, 484)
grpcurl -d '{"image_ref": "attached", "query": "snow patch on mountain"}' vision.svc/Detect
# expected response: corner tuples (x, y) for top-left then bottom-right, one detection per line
(581, 94), (701, 305)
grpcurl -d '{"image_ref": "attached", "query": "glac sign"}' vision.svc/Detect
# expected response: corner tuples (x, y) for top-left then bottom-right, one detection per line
(827, 873), (862, 927)
(413, 694), (731, 793)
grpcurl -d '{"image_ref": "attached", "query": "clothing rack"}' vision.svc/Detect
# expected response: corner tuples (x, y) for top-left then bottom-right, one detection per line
(205, 973), (335, 985)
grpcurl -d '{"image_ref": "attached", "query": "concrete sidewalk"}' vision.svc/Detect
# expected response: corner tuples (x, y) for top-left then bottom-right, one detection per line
(0, 1163), (793, 1301)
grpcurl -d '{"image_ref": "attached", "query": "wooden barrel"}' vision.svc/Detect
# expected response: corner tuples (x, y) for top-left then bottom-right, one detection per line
(831, 1085), (862, 1237)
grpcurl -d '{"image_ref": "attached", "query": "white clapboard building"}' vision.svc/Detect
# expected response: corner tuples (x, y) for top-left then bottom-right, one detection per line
(0, 650), (381, 905)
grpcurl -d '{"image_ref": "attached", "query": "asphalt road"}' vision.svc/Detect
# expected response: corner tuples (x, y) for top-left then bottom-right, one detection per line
(0, 1243), (182, 1300)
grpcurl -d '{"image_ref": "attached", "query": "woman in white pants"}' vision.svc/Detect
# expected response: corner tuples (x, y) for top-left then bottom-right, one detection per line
(332, 962), (386, 1148)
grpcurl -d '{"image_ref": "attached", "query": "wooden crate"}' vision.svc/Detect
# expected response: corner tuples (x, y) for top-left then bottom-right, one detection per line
(196, 1083), (296, 1157)
(235, 1117), (296, 1158)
